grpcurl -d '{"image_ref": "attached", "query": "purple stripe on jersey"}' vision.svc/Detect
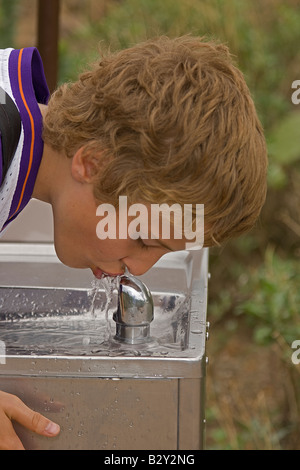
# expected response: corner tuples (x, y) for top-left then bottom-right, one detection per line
(5, 47), (49, 226)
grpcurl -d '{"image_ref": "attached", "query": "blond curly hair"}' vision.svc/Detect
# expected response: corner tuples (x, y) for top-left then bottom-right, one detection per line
(43, 35), (267, 247)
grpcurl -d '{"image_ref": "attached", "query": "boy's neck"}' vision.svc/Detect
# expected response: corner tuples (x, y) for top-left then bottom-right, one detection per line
(33, 104), (66, 204)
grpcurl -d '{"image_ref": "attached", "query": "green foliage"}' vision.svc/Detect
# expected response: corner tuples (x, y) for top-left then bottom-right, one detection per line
(73, 0), (300, 125)
(267, 111), (300, 189)
(267, 112), (300, 165)
(235, 247), (300, 345)
(0, 0), (19, 47)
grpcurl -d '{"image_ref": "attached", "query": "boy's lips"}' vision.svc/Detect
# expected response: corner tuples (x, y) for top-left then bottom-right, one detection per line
(92, 267), (123, 279)
(93, 268), (104, 279)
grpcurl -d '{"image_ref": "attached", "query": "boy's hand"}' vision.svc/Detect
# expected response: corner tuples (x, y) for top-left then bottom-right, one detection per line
(0, 391), (60, 450)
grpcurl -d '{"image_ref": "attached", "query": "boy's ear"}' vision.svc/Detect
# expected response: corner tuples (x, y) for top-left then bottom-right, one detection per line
(71, 146), (101, 183)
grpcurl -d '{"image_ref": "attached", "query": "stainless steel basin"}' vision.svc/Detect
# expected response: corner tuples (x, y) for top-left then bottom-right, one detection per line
(0, 243), (209, 450)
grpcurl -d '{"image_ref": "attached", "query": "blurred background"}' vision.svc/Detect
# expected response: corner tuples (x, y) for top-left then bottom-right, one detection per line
(1, 0), (299, 449)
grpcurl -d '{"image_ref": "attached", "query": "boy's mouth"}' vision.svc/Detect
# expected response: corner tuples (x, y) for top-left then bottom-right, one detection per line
(92, 267), (123, 279)
(93, 267), (104, 279)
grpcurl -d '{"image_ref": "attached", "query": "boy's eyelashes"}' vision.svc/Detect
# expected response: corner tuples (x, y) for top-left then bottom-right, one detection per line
(136, 237), (173, 252)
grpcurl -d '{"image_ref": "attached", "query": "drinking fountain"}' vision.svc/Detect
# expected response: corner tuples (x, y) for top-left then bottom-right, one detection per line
(113, 274), (154, 344)
(0, 242), (209, 450)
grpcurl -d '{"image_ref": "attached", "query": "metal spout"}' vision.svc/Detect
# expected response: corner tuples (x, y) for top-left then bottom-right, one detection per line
(113, 275), (154, 344)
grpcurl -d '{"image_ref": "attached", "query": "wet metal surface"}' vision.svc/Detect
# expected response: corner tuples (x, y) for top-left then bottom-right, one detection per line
(0, 244), (208, 449)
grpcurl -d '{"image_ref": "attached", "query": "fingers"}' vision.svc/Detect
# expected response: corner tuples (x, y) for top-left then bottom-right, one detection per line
(8, 395), (60, 436)
(0, 391), (60, 449)
(0, 409), (25, 450)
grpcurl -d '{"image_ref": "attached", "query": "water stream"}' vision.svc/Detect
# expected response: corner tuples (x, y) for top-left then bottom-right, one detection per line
(89, 274), (121, 339)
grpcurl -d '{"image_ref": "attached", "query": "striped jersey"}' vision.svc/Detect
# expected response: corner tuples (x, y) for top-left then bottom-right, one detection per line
(0, 47), (49, 232)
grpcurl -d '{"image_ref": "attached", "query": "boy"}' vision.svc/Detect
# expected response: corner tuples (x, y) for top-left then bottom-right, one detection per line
(0, 36), (267, 449)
